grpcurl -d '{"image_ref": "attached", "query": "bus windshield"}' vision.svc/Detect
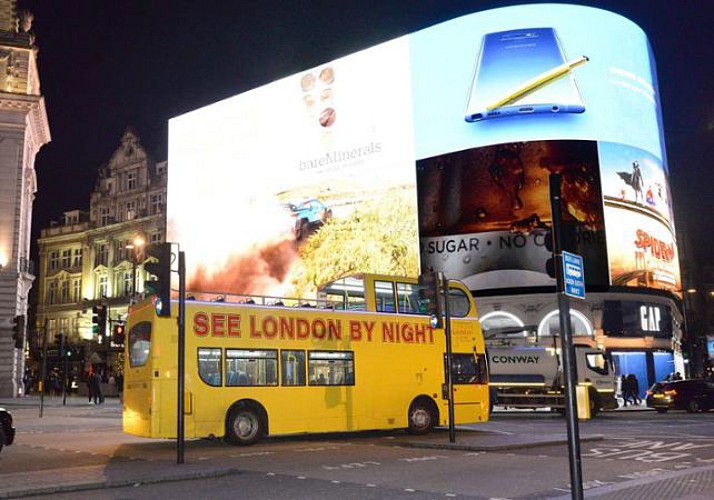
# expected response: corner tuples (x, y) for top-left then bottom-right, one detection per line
(128, 321), (151, 368)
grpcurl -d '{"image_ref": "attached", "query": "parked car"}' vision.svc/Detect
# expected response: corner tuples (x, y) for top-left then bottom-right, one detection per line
(0, 407), (15, 452)
(646, 379), (714, 413)
(286, 198), (333, 240)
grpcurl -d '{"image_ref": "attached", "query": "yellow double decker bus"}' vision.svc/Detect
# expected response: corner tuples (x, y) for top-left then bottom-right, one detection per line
(123, 274), (489, 445)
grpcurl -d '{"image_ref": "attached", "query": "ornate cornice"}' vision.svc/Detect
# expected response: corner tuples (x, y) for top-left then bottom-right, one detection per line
(0, 91), (51, 149)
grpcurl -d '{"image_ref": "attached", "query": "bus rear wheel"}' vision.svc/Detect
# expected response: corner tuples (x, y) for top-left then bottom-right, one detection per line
(407, 399), (436, 435)
(226, 405), (264, 446)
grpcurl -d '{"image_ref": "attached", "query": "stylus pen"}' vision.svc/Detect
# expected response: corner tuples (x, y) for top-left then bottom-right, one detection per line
(486, 55), (589, 111)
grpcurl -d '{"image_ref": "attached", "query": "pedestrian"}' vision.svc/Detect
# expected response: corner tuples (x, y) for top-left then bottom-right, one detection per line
(627, 373), (641, 405)
(89, 371), (96, 403)
(91, 370), (104, 405)
(116, 371), (124, 403)
(619, 375), (629, 407)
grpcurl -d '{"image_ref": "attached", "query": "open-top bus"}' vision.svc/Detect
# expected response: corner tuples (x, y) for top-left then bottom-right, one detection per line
(123, 273), (489, 445)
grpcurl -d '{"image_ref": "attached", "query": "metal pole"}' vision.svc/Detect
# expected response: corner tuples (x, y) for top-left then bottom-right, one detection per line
(177, 250), (186, 464)
(132, 257), (137, 298)
(62, 347), (68, 406)
(549, 173), (583, 500)
(441, 273), (456, 444)
(39, 319), (48, 418)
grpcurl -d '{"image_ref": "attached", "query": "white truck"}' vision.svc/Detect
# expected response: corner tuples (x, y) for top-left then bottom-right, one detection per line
(488, 344), (618, 416)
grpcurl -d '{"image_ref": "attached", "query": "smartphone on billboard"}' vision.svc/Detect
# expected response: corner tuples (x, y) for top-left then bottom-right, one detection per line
(464, 27), (586, 122)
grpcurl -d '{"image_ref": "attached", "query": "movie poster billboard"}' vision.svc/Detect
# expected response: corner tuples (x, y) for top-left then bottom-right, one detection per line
(167, 4), (678, 296)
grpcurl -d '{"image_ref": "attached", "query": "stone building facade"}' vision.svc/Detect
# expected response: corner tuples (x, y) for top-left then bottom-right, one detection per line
(0, 1), (50, 397)
(35, 129), (166, 381)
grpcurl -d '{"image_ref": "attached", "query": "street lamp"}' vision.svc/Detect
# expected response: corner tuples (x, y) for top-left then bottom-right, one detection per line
(125, 236), (145, 297)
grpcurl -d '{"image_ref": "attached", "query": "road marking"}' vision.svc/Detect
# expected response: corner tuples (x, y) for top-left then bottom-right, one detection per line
(400, 455), (448, 463)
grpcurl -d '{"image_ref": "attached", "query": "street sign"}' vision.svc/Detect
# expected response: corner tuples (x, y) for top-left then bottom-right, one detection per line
(562, 251), (585, 299)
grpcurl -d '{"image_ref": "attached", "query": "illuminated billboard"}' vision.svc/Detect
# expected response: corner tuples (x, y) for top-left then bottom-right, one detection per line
(168, 4), (679, 296)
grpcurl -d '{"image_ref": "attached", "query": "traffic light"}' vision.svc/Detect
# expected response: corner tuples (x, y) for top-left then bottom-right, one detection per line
(54, 333), (65, 358)
(144, 242), (172, 317)
(418, 271), (443, 329)
(113, 322), (126, 345)
(92, 304), (108, 335)
(12, 315), (25, 349)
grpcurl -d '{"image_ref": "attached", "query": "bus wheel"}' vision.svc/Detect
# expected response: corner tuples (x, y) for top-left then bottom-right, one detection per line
(226, 405), (264, 445)
(407, 398), (436, 435)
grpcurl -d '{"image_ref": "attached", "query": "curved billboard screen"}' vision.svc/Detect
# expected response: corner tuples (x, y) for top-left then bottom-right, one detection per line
(168, 4), (679, 297)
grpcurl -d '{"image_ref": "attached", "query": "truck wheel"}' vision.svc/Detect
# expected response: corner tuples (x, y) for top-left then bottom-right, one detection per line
(686, 399), (701, 413)
(225, 404), (265, 445)
(0, 427), (4, 453)
(407, 399), (436, 435)
(588, 388), (600, 418)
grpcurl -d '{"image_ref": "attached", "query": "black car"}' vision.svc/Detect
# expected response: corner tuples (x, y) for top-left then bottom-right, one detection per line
(646, 379), (714, 413)
(0, 407), (15, 452)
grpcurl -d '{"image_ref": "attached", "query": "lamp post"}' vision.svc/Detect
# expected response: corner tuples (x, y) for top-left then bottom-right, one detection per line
(125, 236), (145, 298)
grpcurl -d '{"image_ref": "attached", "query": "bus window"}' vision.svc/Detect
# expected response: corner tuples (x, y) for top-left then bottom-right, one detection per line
(375, 280), (396, 313)
(319, 276), (366, 311)
(280, 350), (306, 386)
(128, 321), (152, 368)
(447, 289), (471, 318)
(198, 348), (222, 387)
(397, 282), (421, 314)
(308, 351), (355, 386)
(226, 349), (278, 386)
(448, 353), (487, 384)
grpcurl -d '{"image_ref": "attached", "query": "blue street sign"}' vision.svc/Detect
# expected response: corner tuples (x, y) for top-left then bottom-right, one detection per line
(562, 251), (585, 299)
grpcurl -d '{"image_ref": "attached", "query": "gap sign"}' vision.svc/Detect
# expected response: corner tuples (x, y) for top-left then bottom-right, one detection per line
(562, 251), (585, 299)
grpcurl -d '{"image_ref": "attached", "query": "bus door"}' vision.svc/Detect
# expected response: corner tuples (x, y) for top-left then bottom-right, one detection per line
(447, 353), (489, 417)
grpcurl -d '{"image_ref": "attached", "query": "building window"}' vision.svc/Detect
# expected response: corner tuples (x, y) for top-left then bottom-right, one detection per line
(149, 232), (162, 245)
(59, 317), (69, 336)
(99, 207), (111, 226)
(126, 200), (137, 221)
(96, 244), (108, 267)
(60, 280), (70, 303)
(126, 171), (137, 190)
(156, 162), (167, 176)
(124, 271), (133, 296)
(72, 279), (81, 303)
(49, 251), (59, 272)
(150, 193), (163, 215)
(98, 275), (108, 298)
(61, 249), (72, 269)
(73, 248), (83, 268)
(115, 240), (128, 262)
(48, 281), (57, 305)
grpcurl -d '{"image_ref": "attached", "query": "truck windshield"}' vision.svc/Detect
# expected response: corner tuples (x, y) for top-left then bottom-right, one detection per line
(586, 352), (609, 375)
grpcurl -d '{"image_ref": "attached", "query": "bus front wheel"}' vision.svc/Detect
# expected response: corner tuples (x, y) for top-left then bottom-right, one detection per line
(407, 399), (436, 435)
(226, 405), (264, 446)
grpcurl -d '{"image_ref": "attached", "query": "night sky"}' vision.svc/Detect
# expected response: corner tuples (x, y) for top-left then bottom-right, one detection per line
(19, 0), (714, 271)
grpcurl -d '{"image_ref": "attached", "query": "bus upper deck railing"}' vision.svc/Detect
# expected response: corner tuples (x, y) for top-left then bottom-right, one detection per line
(182, 290), (343, 310)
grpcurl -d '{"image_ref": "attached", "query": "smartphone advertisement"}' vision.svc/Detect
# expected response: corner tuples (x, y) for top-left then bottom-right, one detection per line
(167, 4), (678, 296)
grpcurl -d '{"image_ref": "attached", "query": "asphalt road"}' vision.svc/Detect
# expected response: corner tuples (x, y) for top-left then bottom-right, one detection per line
(2, 398), (714, 499)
